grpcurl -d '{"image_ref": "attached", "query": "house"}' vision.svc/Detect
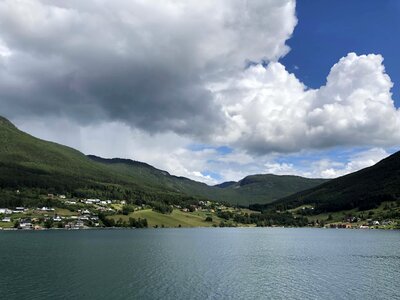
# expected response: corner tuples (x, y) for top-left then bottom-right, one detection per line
(65, 220), (85, 229)
(53, 216), (62, 222)
(382, 220), (393, 226)
(40, 207), (54, 212)
(0, 208), (12, 215)
(19, 219), (32, 230)
(59, 195), (66, 199)
(65, 222), (73, 229)
(12, 207), (26, 214)
(76, 220), (85, 229)
(1, 217), (11, 222)
(372, 221), (380, 226)
(85, 199), (100, 204)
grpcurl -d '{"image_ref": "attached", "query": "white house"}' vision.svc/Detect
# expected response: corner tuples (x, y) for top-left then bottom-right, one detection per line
(19, 219), (32, 230)
(0, 208), (12, 215)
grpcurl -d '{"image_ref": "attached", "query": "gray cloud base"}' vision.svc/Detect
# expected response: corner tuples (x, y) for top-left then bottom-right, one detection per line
(0, 0), (295, 138)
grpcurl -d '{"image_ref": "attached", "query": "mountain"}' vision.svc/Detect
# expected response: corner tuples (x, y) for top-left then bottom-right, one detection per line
(0, 116), (327, 207)
(214, 174), (327, 206)
(85, 156), (328, 206)
(0, 116), (186, 206)
(257, 151), (400, 213)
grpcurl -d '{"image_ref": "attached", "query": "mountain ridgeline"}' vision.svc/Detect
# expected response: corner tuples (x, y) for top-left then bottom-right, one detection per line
(253, 151), (400, 213)
(0, 116), (327, 207)
(214, 174), (327, 205)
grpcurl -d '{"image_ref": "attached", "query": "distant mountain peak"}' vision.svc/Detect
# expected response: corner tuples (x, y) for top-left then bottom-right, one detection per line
(214, 181), (236, 188)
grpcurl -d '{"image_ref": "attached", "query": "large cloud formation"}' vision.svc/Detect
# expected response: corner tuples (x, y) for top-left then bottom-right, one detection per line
(0, 0), (296, 136)
(214, 53), (400, 153)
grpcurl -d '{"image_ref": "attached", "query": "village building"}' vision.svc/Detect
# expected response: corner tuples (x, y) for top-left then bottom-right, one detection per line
(53, 216), (62, 222)
(0, 208), (12, 214)
(19, 219), (32, 230)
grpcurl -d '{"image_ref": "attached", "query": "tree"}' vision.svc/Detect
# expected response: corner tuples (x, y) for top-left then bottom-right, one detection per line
(13, 220), (20, 229)
(122, 205), (134, 215)
(128, 217), (148, 228)
(44, 219), (53, 229)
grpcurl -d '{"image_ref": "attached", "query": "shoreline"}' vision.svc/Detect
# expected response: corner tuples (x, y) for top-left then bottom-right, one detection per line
(1, 226), (398, 231)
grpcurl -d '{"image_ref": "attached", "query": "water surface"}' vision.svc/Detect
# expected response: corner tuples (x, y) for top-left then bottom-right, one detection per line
(0, 228), (399, 299)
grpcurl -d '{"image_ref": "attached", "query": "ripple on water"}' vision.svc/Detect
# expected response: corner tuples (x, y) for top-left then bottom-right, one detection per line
(0, 228), (399, 300)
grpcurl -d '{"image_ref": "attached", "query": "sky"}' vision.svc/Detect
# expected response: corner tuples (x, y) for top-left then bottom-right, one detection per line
(0, 0), (399, 184)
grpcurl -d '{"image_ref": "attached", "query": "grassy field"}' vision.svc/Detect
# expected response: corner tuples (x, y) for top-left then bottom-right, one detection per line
(109, 209), (224, 228)
(0, 221), (14, 228)
(54, 208), (77, 216)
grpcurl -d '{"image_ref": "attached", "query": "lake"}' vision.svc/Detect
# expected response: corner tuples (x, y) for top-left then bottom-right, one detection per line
(0, 228), (399, 299)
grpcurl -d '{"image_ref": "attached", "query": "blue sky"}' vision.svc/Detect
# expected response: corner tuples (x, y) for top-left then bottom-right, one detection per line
(282, 0), (400, 105)
(1, 0), (399, 184)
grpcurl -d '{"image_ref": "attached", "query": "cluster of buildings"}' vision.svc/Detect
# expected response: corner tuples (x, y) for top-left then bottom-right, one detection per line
(177, 201), (225, 213)
(0, 203), (102, 229)
(326, 219), (395, 229)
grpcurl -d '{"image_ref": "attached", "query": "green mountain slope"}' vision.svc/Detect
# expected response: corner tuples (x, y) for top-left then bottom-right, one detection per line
(87, 156), (328, 206)
(216, 174), (327, 206)
(256, 151), (400, 213)
(0, 116), (183, 205)
(0, 116), (328, 207)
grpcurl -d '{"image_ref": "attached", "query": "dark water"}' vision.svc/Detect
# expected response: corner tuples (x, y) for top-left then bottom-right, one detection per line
(0, 228), (399, 300)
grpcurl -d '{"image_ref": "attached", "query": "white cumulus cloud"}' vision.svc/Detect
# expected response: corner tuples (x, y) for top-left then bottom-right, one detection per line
(213, 53), (400, 153)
